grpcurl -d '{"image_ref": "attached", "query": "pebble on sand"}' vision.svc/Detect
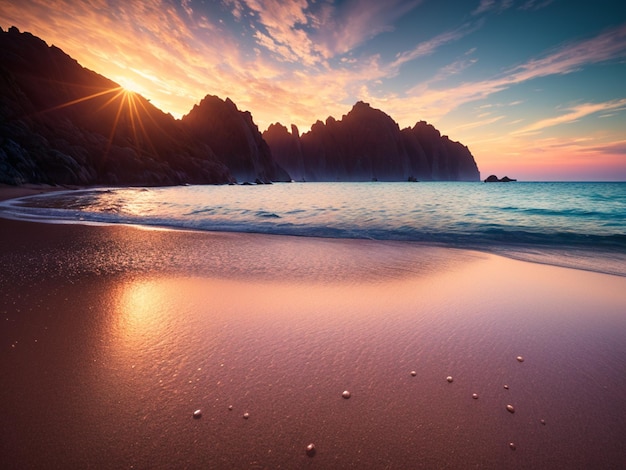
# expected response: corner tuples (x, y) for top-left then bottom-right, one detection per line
(472, 393), (479, 399)
(342, 390), (351, 399)
(192, 409), (202, 419)
(506, 404), (515, 413)
(509, 442), (516, 450)
(540, 419), (546, 425)
(516, 356), (524, 362)
(243, 412), (250, 419)
(410, 371), (417, 376)
(446, 376), (453, 383)
(504, 384), (509, 390)
(306, 443), (316, 457)
(228, 405), (233, 411)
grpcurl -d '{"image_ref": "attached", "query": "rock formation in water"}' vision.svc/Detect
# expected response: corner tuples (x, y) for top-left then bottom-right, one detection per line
(263, 101), (480, 182)
(484, 175), (517, 182)
(0, 27), (288, 185)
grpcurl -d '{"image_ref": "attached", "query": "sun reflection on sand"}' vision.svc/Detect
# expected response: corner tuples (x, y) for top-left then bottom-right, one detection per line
(107, 264), (466, 369)
(111, 277), (225, 361)
(114, 279), (172, 346)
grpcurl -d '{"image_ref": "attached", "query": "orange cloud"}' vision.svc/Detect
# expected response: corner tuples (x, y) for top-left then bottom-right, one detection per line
(1, 0), (625, 181)
(513, 99), (626, 135)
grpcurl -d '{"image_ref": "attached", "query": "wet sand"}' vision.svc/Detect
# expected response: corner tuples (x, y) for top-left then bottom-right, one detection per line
(0, 183), (73, 200)
(1, 209), (626, 468)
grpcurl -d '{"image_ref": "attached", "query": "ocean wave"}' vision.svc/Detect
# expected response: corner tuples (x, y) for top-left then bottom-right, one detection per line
(501, 206), (611, 218)
(1, 182), (625, 276)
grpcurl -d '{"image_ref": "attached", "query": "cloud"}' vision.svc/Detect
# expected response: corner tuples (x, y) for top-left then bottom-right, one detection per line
(452, 115), (505, 130)
(514, 99), (626, 135)
(223, 0), (245, 20)
(391, 22), (480, 71)
(378, 23), (626, 126)
(505, 23), (626, 82)
(471, 0), (514, 16)
(311, 0), (421, 57)
(591, 140), (626, 155)
(229, 0), (422, 65)
(472, 0), (496, 15)
(518, 0), (555, 11)
(239, 0), (324, 65)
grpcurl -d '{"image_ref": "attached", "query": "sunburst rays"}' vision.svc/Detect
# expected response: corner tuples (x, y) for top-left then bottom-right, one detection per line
(28, 83), (162, 167)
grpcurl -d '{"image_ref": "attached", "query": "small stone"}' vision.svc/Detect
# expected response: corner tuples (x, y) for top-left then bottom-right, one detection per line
(306, 443), (316, 457)
(228, 405), (233, 411)
(342, 390), (351, 399)
(503, 384), (509, 390)
(410, 370), (417, 377)
(540, 419), (546, 425)
(192, 409), (202, 419)
(446, 376), (453, 383)
(472, 393), (479, 399)
(509, 442), (516, 450)
(506, 404), (515, 413)
(516, 356), (524, 362)
(243, 412), (249, 419)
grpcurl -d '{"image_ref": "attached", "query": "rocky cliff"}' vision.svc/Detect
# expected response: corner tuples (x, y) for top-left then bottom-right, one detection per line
(182, 96), (289, 183)
(263, 101), (480, 182)
(0, 27), (287, 185)
(1, 27), (480, 186)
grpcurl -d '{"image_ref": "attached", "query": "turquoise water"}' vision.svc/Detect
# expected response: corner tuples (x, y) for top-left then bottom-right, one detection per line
(2, 182), (625, 275)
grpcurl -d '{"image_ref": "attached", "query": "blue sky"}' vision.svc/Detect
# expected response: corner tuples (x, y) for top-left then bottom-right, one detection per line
(1, 0), (626, 180)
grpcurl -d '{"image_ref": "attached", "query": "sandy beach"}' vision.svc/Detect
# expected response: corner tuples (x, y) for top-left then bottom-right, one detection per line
(1, 188), (626, 469)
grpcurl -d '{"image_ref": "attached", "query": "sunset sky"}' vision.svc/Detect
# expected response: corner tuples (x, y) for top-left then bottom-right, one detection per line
(1, 0), (625, 180)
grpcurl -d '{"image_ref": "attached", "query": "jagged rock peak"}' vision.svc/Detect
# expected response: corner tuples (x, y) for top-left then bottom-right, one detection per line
(342, 101), (372, 120)
(267, 122), (301, 138)
(186, 94), (236, 117)
(267, 122), (290, 133)
(263, 100), (481, 182)
(352, 100), (371, 109)
(181, 93), (290, 183)
(351, 101), (398, 123)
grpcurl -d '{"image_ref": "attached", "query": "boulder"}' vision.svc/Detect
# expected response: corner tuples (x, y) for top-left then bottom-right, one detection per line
(484, 175), (517, 182)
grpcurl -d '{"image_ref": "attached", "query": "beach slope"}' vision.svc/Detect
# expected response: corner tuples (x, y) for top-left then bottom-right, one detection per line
(1, 213), (625, 468)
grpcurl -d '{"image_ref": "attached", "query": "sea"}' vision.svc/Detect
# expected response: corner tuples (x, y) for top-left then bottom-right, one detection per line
(2, 181), (625, 276)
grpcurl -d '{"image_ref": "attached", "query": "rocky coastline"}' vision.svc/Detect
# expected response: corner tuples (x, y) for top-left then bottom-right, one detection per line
(1, 27), (480, 187)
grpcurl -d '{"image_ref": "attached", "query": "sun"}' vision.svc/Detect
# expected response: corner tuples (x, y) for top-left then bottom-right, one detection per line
(115, 76), (144, 96)
(28, 76), (160, 165)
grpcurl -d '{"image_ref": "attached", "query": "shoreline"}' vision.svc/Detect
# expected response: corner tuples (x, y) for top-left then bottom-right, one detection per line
(0, 183), (81, 201)
(2, 211), (626, 468)
(2, 183), (625, 279)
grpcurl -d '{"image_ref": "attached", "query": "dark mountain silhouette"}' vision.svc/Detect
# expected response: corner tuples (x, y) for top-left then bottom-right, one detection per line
(1, 27), (480, 186)
(263, 101), (480, 182)
(0, 27), (287, 185)
(182, 95), (289, 183)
